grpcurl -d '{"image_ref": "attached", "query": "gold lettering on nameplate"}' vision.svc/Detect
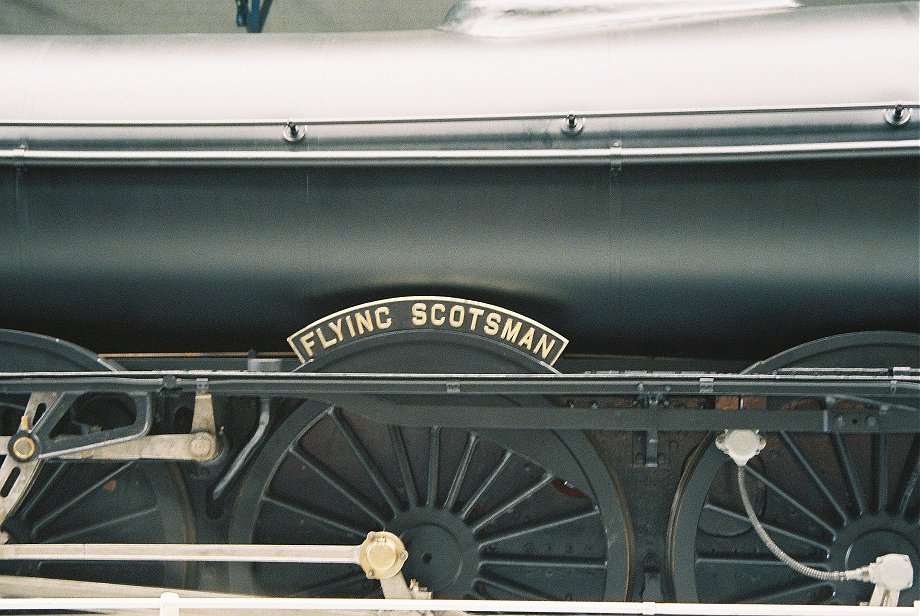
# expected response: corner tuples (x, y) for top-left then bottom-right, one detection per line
(287, 296), (568, 366)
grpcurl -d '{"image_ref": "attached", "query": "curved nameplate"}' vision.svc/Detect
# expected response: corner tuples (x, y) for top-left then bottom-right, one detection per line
(287, 296), (568, 368)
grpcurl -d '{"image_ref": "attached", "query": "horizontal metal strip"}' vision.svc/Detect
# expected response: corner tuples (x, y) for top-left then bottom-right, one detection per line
(0, 371), (915, 396)
(333, 396), (918, 433)
(0, 101), (915, 127)
(0, 373), (916, 433)
(1, 140), (917, 166)
(0, 593), (911, 615)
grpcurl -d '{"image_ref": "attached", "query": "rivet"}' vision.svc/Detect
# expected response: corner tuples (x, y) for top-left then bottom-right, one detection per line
(885, 103), (911, 127)
(561, 113), (584, 136)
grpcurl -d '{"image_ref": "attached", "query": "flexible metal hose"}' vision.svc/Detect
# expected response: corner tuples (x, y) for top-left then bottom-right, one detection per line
(735, 465), (867, 583)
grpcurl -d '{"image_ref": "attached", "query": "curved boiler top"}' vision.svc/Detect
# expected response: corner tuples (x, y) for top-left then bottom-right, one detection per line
(0, 1), (917, 162)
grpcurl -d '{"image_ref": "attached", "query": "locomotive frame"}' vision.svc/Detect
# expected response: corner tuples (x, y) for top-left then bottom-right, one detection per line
(0, 316), (917, 607)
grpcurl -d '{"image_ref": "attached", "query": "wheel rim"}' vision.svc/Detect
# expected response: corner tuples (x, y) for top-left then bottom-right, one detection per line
(229, 401), (630, 599)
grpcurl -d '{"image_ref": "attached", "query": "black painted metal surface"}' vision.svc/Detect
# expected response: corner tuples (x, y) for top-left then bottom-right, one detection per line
(1, 159), (917, 358)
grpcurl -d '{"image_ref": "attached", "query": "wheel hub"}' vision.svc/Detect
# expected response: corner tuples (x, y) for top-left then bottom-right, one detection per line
(839, 521), (919, 570)
(829, 517), (920, 604)
(389, 505), (478, 594)
(399, 522), (463, 592)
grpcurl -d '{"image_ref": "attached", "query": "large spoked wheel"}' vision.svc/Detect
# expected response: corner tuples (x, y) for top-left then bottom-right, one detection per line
(667, 332), (920, 605)
(0, 330), (194, 589)
(229, 328), (631, 600)
(229, 403), (629, 599)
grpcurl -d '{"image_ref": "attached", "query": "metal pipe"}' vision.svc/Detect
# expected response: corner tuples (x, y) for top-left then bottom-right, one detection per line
(209, 396), (272, 507)
(1, 141), (915, 167)
(0, 101), (916, 127)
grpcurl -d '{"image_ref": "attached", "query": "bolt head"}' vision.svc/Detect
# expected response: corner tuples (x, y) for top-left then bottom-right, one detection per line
(885, 105), (912, 127)
(189, 434), (215, 458)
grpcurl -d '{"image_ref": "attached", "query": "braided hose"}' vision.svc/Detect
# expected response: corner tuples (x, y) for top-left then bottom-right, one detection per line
(735, 465), (868, 583)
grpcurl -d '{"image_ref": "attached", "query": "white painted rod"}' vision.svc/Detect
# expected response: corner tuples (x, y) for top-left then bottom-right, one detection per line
(0, 594), (915, 616)
(0, 543), (361, 563)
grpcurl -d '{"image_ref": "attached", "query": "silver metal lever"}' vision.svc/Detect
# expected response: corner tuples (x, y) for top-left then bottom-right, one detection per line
(0, 531), (407, 580)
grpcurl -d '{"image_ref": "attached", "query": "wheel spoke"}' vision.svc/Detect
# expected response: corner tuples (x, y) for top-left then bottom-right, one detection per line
(262, 494), (365, 537)
(744, 466), (836, 537)
(696, 555), (827, 569)
(294, 571), (369, 597)
(18, 462), (69, 518)
(479, 508), (599, 547)
(460, 451), (511, 521)
(476, 573), (554, 600)
(31, 462), (134, 534)
(331, 409), (402, 515)
(703, 503), (830, 553)
(444, 433), (478, 511)
(832, 433), (866, 516)
(472, 473), (553, 533)
(40, 507), (157, 543)
(480, 555), (606, 570)
(288, 447), (387, 527)
(737, 581), (832, 604)
(779, 432), (848, 525)
(896, 437), (920, 518)
(363, 586), (383, 599)
(875, 434), (888, 513)
(427, 427), (440, 507)
(388, 426), (419, 507)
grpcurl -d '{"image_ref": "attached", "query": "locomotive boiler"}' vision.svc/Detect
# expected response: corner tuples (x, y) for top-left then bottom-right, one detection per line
(0, 0), (918, 610)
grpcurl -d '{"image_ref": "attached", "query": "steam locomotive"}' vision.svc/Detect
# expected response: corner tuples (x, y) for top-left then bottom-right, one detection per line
(0, 0), (917, 608)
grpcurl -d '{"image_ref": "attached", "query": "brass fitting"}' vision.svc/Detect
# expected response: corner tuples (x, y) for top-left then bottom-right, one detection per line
(10, 435), (37, 462)
(358, 531), (408, 580)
